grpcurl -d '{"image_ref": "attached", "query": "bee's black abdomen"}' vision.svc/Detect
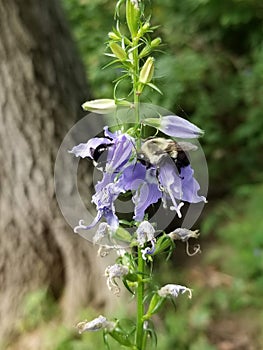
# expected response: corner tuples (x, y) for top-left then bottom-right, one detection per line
(176, 151), (190, 173)
(91, 143), (113, 169)
(92, 144), (109, 162)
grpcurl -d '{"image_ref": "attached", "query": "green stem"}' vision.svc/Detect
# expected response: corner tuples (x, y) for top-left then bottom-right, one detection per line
(136, 248), (145, 350)
(128, 7), (146, 350)
(132, 39), (141, 131)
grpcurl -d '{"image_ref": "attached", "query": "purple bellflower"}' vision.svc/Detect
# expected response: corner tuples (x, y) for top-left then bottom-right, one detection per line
(70, 117), (206, 232)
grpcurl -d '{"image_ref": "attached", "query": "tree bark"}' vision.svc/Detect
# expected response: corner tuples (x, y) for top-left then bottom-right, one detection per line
(0, 0), (110, 343)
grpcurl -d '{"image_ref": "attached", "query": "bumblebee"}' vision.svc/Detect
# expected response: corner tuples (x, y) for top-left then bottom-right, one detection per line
(137, 137), (197, 173)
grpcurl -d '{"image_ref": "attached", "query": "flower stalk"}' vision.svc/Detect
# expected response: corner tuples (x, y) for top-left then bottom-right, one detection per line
(135, 248), (145, 349)
(69, 1), (207, 349)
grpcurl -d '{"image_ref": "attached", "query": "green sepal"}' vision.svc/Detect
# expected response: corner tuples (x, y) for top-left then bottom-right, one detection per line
(143, 117), (161, 130)
(108, 319), (136, 347)
(125, 273), (139, 283)
(153, 234), (175, 255)
(123, 272), (139, 294)
(109, 328), (134, 347)
(146, 82), (163, 95)
(144, 293), (165, 320)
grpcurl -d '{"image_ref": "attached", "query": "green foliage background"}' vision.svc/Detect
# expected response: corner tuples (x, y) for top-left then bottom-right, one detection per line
(63, 0), (263, 194)
(31, 0), (262, 348)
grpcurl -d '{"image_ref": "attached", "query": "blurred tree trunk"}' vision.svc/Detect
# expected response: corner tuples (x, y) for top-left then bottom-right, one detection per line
(0, 0), (109, 343)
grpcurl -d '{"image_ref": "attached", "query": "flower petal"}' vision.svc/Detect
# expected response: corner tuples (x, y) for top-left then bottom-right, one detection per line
(120, 162), (146, 191)
(106, 134), (134, 173)
(157, 159), (184, 216)
(133, 170), (162, 222)
(180, 165), (206, 203)
(69, 137), (112, 159)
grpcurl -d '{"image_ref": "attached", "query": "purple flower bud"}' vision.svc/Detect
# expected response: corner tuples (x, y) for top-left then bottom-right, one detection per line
(144, 115), (204, 138)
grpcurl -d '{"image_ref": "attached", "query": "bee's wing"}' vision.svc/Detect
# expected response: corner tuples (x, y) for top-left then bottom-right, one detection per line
(177, 141), (198, 152)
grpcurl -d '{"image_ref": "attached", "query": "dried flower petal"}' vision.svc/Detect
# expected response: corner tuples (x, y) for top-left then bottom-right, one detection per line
(158, 284), (192, 299)
(168, 228), (200, 242)
(76, 315), (115, 333)
(136, 221), (155, 246)
(105, 264), (129, 295)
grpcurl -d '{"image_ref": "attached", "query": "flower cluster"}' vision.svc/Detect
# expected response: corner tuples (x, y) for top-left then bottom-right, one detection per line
(70, 115), (206, 233)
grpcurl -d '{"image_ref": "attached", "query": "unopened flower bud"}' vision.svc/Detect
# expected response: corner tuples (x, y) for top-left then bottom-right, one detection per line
(109, 42), (127, 61)
(139, 45), (151, 59)
(142, 21), (150, 31)
(139, 57), (155, 84)
(137, 21), (150, 38)
(139, 38), (162, 58)
(144, 115), (204, 138)
(126, 0), (140, 38)
(108, 31), (121, 41)
(150, 37), (162, 48)
(82, 99), (116, 114)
